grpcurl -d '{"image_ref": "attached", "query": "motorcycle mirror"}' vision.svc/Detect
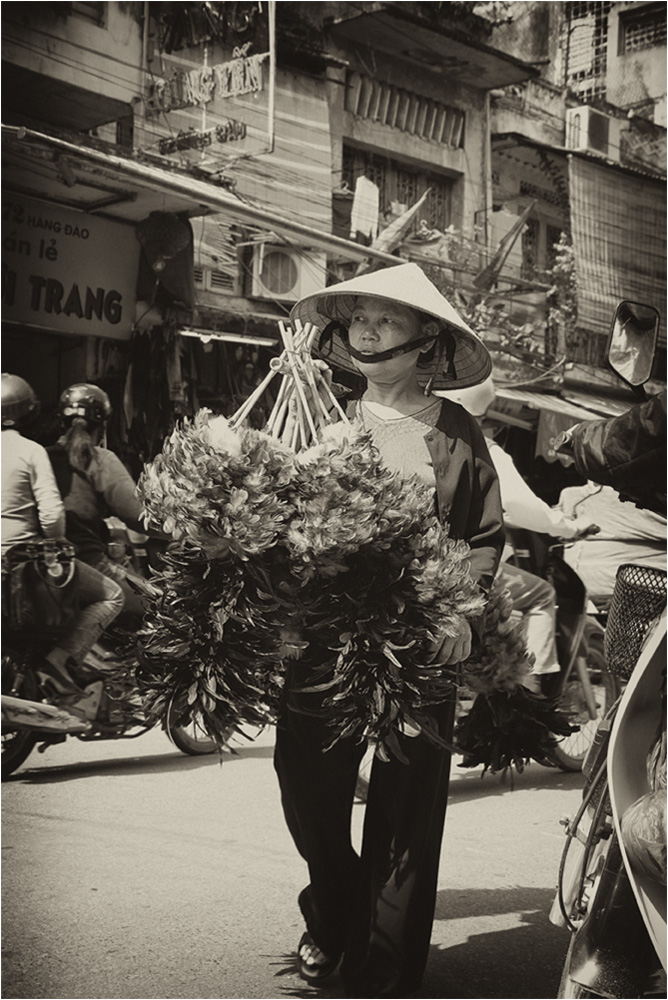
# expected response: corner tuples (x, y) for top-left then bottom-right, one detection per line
(607, 301), (660, 386)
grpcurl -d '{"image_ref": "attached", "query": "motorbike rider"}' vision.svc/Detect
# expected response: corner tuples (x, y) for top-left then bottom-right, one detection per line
(1, 374), (124, 700)
(47, 383), (150, 616)
(556, 390), (667, 518)
(558, 483), (666, 610)
(444, 376), (598, 694)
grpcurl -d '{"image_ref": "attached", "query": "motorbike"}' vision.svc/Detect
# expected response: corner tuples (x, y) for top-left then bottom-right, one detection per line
(1, 530), (220, 781)
(551, 299), (667, 997)
(552, 568), (666, 998)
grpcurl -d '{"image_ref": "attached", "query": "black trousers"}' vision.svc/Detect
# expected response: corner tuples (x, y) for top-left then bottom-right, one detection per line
(274, 693), (456, 997)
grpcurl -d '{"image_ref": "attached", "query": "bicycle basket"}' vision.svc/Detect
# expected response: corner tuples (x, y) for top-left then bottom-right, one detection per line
(604, 564), (667, 680)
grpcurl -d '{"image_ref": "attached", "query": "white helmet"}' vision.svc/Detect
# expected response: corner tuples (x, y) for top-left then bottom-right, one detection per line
(442, 375), (496, 417)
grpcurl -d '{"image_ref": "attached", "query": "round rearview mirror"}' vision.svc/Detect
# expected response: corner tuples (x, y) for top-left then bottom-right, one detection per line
(607, 301), (660, 386)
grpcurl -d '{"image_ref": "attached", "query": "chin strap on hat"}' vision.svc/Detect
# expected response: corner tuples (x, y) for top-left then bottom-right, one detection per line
(347, 334), (437, 364)
(319, 321), (349, 358)
(424, 330), (457, 394)
(319, 321), (447, 368)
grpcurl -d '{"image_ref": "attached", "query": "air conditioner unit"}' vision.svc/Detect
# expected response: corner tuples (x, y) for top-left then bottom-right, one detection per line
(566, 106), (622, 162)
(250, 245), (327, 302)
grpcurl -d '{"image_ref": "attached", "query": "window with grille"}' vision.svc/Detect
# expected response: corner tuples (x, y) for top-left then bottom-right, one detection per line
(620, 5), (667, 53)
(342, 145), (453, 231)
(345, 72), (465, 148)
(209, 269), (235, 293)
(566, 1), (612, 101)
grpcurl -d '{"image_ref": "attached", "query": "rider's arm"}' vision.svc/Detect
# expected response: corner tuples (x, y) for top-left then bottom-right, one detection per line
(92, 450), (146, 533)
(31, 442), (66, 539)
(489, 442), (591, 539)
(567, 393), (667, 512)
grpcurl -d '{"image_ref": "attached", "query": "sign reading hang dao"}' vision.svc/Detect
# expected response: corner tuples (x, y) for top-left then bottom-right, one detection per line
(2, 194), (140, 340)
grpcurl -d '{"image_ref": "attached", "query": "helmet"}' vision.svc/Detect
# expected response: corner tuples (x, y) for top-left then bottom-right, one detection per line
(441, 376), (496, 417)
(58, 383), (112, 426)
(1, 373), (40, 428)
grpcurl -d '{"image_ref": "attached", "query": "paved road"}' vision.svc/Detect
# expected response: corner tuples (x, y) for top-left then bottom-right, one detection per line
(2, 727), (583, 999)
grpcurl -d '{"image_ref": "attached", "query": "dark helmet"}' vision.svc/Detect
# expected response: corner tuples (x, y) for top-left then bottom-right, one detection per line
(58, 383), (112, 426)
(1, 373), (40, 428)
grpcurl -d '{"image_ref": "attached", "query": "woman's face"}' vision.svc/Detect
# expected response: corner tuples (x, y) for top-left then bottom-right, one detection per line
(347, 296), (434, 377)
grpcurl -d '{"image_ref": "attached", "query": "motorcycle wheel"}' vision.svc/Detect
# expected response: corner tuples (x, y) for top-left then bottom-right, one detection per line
(1, 650), (38, 781)
(552, 638), (620, 773)
(167, 713), (222, 756)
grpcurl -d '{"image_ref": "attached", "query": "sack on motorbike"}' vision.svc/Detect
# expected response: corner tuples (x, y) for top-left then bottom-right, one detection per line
(1, 539), (79, 630)
(621, 787), (667, 884)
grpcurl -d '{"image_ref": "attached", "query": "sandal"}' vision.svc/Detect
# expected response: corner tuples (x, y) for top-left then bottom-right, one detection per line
(297, 931), (340, 983)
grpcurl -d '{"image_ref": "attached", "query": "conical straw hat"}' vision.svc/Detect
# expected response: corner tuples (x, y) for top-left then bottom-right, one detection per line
(290, 262), (492, 390)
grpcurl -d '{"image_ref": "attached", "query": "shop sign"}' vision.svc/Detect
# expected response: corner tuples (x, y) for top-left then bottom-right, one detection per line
(145, 47), (268, 115)
(137, 30), (274, 169)
(1, 195), (140, 340)
(158, 119), (247, 156)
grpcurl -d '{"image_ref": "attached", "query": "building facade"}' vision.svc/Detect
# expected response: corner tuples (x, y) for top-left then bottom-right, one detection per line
(2, 1), (538, 458)
(2, 1), (665, 471)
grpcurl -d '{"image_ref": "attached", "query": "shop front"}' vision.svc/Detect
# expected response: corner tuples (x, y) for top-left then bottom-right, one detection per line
(2, 125), (401, 464)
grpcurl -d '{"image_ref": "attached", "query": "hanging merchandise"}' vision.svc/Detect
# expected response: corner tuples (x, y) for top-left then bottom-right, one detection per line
(349, 176), (380, 243)
(136, 319), (575, 772)
(135, 212), (195, 311)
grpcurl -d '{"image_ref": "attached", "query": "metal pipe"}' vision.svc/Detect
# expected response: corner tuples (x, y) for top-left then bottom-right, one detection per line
(4, 125), (405, 267)
(267, 0), (276, 155)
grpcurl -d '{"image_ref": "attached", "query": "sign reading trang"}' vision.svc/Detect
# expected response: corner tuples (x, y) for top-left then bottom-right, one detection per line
(2, 195), (140, 340)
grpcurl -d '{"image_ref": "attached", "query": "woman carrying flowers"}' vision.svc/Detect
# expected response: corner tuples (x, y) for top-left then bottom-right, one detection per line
(277, 263), (504, 998)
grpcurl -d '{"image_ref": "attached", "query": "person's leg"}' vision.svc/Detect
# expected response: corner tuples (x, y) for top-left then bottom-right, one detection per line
(47, 559), (124, 670)
(340, 695), (456, 998)
(94, 554), (146, 618)
(501, 563), (560, 676)
(274, 697), (366, 961)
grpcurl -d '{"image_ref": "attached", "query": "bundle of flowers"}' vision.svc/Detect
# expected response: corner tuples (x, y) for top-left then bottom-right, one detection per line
(279, 451), (574, 770)
(136, 541), (302, 743)
(136, 319), (575, 772)
(453, 576), (577, 773)
(136, 403), (303, 739)
(138, 410), (295, 559)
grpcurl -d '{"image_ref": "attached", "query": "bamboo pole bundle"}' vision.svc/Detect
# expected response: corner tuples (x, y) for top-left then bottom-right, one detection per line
(230, 319), (350, 449)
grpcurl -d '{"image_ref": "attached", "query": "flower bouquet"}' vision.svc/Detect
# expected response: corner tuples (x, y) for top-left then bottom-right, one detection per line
(137, 320), (576, 772)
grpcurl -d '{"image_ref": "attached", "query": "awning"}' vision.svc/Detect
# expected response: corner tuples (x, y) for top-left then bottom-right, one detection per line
(329, 9), (539, 89)
(1, 126), (406, 267)
(569, 155), (667, 344)
(494, 385), (631, 421)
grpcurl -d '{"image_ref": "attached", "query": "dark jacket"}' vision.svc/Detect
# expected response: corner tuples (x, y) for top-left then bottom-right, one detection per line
(425, 398), (504, 593)
(350, 397), (504, 594)
(569, 392), (667, 517)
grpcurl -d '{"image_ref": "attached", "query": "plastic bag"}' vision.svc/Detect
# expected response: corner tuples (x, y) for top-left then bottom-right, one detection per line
(621, 788), (667, 883)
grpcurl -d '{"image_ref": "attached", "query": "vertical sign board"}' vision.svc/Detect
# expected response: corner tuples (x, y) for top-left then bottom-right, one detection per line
(2, 194), (140, 340)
